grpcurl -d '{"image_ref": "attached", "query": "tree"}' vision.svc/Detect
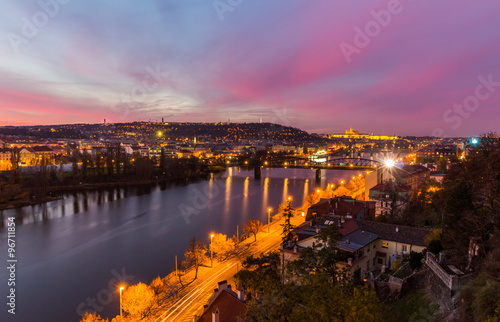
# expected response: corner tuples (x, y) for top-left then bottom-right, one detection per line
(106, 146), (114, 175)
(148, 276), (178, 313)
(409, 251), (424, 270)
(71, 149), (80, 180)
(210, 233), (235, 261)
(80, 312), (108, 322)
(302, 192), (320, 211)
(288, 274), (384, 322)
(10, 148), (21, 181)
(122, 282), (155, 320)
(182, 236), (207, 280)
(303, 143), (308, 155)
(234, 251), (282, 298)
(281, 201), (295, 245)
(288, 224), (345, 284)
(115, 143), (122, 175)
(159, 148), (166, 171)
(81, 150), (91, 179)
(244, 219), (263, 242)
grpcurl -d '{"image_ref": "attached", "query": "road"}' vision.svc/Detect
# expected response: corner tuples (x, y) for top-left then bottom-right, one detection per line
(154, 215), (304, 322)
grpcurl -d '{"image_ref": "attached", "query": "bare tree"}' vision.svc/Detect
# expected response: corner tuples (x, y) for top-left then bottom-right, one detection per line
(244, 219), (263, 242)
(182, 236), (207, 280)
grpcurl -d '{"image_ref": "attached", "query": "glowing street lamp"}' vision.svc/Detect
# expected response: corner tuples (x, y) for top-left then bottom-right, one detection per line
(119, 286), (124, 320)
(267, 207), (272, 233)
(316, 189), (320, 193)
(210, 234), (215, 268)
(384, 159), (396, 168)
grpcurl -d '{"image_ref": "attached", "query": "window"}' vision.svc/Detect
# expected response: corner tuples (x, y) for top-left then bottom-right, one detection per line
(377, 258), (383, 264)
(402, 245), (408, 253)
(382, 241), (389, 248)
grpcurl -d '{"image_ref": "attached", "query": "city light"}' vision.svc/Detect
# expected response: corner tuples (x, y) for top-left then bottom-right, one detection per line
(384, 159), (396, 168)
(119, 286), (125, 320)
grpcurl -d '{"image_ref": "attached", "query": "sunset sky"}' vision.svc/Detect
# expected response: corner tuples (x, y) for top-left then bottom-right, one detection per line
(1, 0), (499, 136)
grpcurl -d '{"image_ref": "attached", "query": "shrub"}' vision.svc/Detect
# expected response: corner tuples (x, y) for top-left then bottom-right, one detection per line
(392, 260), (402, 272)
(409, 251), (424, 270)
(427, 240), (443, 255)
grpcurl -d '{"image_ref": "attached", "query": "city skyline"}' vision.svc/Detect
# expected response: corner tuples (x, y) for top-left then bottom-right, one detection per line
(1, 0), (499, 136)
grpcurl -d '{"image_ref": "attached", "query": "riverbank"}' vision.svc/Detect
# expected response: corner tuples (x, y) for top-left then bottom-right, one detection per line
(145, 214), (305, 322)
(0, 172), (214, 211)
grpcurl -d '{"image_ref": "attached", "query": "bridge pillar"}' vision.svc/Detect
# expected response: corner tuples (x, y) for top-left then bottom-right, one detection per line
(315, 169), (322, 180)
(254, 166), (261, 179)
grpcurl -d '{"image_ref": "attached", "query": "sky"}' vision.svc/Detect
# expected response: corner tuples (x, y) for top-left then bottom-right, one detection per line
(0, 0), (499, 137)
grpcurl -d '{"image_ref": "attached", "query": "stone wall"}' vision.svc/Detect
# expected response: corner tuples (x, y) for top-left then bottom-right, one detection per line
(425, 252), (474, 291)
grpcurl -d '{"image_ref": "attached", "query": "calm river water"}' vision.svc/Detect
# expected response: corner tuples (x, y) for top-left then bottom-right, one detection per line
(0, 167), (363, 321)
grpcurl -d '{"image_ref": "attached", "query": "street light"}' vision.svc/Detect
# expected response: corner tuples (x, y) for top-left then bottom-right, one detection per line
(268, 207), (272, 233)
(119, 286), (124, 320)
(210, 234), (215, 268)
(384, 159), (395, 168)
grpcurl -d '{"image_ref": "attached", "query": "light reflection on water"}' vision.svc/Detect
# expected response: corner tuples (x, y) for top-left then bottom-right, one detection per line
(0, 167), (363, 321)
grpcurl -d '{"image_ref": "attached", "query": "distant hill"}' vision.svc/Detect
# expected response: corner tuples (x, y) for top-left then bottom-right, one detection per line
(0, 122), (324, 143)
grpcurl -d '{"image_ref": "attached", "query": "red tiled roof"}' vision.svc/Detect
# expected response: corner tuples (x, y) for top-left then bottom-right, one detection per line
(339, 219), (359, 236)
(197, 290), (246, 322)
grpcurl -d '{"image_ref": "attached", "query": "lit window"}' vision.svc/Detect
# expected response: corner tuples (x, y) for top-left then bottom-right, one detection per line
(382, 241), (389, 248)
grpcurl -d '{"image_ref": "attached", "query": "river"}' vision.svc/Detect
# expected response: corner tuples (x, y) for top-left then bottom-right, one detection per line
(0, 167), (363, 322)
